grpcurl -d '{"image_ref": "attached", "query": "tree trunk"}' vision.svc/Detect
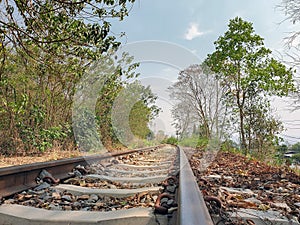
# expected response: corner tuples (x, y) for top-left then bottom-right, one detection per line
(239, 107), (247, 154)
(236, 89), (247, 154)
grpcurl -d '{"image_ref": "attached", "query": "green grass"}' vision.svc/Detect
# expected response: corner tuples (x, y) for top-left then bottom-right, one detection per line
(178, 136), (208, 149)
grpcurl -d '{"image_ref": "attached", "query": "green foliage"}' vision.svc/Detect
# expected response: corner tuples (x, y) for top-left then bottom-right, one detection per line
(271, 143), (289, 165)
(178, 135), (208, 149)
(205, 17), (295, 155)
(220, 139), (239, 153)
(197, 138), (209, 150)
(244, 97), (284, 156)
(0, 1), (163, 155)
(162, 136), (178, 145)
(129, 82), (160, 139)
(95, 65), (159, 149)
(1, 1), (136, 60)
(277, 144), (288, 153)
(0, 46), (81, 154)
(74, 108), (102, 152)
(289, 142), (300, 153)
(20, 125), (70, 152)
(292, 153), (300, 163)
(130, 101), (152, 139)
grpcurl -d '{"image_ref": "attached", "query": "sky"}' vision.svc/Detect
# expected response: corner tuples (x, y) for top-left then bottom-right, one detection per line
(110, 0), (300, 144)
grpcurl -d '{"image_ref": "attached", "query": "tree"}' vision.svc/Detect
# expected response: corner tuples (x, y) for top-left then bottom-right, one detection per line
(244, 96), (284, 157)
(279, 0), (300, 111)
(107, 80), (160, 148)
(205, 17), (294, 154)
(0, 0), (135, 59)
(0, 1), (140, 155)
(171, 100), (198, 139)
(0, 48), (77, 154)
(169, 64), (228, 139)
(279, 0), (300, 50)
(129, 84), (160, 139)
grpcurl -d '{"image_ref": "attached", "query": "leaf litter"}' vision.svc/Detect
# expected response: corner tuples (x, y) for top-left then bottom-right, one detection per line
(189, 150), (300, 224)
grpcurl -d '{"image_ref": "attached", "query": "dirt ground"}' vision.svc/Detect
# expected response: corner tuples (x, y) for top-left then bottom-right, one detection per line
(0, 149), (84, 168)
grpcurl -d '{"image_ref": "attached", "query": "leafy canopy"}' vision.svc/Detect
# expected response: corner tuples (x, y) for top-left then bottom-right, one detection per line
(0, 0), (135, 59)
(205, 17), (294, 97)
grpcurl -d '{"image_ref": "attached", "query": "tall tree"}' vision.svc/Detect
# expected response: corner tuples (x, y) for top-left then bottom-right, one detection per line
(205, 17), (294, 154)
(169, 64), (228, 139)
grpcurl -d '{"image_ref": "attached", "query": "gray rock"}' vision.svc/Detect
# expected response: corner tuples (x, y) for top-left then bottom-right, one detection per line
(277, 187), (284, 193)
(88, 194), (99, 203)
(244, 197), (262, 205)
(230, 209), (299, 225)
(204, 174), (233, 180)
(34, 182), (51, 191)
(167, 199), (174, 206)
(160, 198), (168, 204)
(61, 195), (72, 202)
(220, 187), (254, 195)
(49, 203), (61, 210)
(59, 201), (71, 206)
(108, 184), (117, 189)
(27, 190), (39, 195)
(73, 202), (81, 208)
(111, 159), (119, 164)
(43, 195), (52, 201)
(73, 170), (82, 177)
(80, 207), (90, 211)
(166, 185), (176, 193)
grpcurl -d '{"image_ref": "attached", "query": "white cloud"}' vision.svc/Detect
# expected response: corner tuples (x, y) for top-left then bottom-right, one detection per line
(184, 23), (205, 40)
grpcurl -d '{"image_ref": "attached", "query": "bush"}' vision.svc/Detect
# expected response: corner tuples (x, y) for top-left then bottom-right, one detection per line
(178, 135), (208, 149)
(19, 125), (71, 152)
(292, 153), (300, 163)
(220, 140), (239, 153)
(162, 136), (178, 145)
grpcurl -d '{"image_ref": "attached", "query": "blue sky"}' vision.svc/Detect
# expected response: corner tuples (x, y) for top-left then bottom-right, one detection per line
(112, 0), (295, 59)
(111, 0), (300, 143)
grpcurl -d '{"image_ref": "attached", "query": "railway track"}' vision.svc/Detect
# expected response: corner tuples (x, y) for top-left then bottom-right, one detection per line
(0, 145), (213, 225)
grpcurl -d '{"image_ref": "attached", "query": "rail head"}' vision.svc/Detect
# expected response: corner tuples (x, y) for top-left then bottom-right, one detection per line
(177, 147), (214, 225)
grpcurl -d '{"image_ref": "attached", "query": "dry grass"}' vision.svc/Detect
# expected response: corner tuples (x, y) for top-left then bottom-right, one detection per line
(0, 148), (84, 168)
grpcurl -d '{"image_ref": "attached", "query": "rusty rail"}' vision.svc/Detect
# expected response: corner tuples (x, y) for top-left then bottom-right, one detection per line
(0, 145), (160, 198)
(177, 146), (214, 225)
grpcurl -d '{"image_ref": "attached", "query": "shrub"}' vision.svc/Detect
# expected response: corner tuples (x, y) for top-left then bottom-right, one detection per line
(162, 136), (178, 145)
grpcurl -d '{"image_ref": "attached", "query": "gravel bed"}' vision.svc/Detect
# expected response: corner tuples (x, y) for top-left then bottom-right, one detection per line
(2, 188), (159, 212)
(189, 149), (300, 224)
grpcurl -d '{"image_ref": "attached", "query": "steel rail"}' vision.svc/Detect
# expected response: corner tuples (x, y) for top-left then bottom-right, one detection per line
(177, 146), (214, 225)
(0, 145), (160, 198)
